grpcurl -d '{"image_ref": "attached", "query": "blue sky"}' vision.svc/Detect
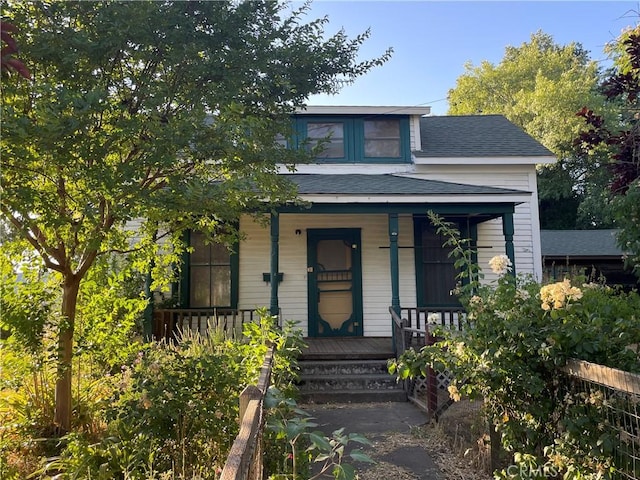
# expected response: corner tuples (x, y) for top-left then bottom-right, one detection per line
(295, 1), (638, 114)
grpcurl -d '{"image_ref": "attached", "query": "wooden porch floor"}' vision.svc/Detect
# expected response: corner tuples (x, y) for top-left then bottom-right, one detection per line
(300, 337), (395, 361)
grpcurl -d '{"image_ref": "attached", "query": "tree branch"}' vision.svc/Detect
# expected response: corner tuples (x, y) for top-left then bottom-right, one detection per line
(0, 205), (65, 273)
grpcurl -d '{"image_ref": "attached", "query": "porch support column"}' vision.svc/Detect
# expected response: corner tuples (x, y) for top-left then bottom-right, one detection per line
(270, 212), (280, 317)
(502, 212), (516, 276)
(143, 271), (153, 341)
(388, 213), (401, 314)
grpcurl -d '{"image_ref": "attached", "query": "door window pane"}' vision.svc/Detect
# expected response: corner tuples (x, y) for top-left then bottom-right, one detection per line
(316, 239), (353, 329)
(211, 266), (231, 306)
(364, 120), (400, 157)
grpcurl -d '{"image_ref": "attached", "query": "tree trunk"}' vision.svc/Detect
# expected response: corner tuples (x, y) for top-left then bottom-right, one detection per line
(54, 276), (80, 434)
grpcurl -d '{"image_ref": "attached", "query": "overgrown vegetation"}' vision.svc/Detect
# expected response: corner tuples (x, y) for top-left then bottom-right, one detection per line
(0, 0), (390, 433)
(1, 299), (306, 479)
(390, 212), (640, 479)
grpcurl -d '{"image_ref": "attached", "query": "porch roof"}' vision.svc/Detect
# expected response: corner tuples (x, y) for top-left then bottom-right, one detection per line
(284, 173), (528, 196)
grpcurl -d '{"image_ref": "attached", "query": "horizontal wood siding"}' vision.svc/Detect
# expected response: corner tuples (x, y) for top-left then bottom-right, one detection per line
(410, 164), (541, 280)
(238, 213), (416, 337)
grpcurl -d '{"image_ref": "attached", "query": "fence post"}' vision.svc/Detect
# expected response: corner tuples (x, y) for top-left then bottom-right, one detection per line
(426, 326), (438, 413)
(489, 419), (501, 472)
(239, 385), (262, 424)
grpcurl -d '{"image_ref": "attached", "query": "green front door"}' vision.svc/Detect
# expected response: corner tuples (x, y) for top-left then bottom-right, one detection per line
(307, 229), (363, 337)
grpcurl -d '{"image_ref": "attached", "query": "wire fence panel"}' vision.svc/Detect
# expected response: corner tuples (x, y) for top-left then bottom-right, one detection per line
(560, 359), (640, 480)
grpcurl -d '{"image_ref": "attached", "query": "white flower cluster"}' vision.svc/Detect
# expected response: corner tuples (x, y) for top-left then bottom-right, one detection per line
(540, 279), (583, 311)
(488, 254), (513, 275)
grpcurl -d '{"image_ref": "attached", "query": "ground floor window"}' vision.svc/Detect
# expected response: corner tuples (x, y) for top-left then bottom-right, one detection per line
(414, 217), (461, 307)
(183, 231), (238, 308)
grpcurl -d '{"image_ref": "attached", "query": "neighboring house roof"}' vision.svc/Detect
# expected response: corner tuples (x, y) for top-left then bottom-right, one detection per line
(416, 115), (554, 158)
(541, 229), (623, 258)
(284, 173), (528, 196)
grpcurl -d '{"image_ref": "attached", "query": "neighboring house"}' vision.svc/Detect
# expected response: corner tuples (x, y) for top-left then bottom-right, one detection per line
(541, 229), (638, 290)
(154, 106), (554, 340)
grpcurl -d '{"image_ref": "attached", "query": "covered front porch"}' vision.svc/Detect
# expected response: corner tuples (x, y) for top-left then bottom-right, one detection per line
(152, 174), (528, 343)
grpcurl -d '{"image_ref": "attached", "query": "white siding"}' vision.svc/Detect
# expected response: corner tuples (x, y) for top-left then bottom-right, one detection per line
(238, 213), (416, 337)
(408, 164), (542, 280)
(410, 115), (422, 152)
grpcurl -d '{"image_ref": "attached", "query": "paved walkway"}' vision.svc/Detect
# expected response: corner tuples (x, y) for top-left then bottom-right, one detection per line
(303, 401), (445, 480)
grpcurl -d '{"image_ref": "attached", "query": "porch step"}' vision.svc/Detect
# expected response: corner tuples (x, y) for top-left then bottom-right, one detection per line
(298, 359), (407, 404)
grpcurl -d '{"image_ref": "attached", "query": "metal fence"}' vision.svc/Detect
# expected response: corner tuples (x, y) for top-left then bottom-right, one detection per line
(560, 359), (640, 480)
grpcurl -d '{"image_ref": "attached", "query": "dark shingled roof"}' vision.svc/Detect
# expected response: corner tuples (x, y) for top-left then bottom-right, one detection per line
(541, 230), (623, 257)
(416, 115), (554, 158)
(283, 174), (528, 196)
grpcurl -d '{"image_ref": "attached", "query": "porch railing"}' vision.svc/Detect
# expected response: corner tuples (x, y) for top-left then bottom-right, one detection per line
(152, 308), (260, 342)
(400, 306), (468, 332)
(391, 306), (466, 414)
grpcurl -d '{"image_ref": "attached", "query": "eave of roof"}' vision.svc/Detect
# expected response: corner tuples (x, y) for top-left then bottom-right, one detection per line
(295, 105), (431, 116)
(284, 173), (529, 198)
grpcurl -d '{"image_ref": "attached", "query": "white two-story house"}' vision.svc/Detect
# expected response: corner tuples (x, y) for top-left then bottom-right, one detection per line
(154, 106), (554, 343)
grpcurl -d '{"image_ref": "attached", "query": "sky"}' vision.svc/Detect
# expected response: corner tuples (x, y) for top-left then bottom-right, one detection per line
(293, 1), (638, 115)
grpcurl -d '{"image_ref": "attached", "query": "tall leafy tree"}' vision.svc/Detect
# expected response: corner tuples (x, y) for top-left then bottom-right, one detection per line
(576, 24), (640, 276)
(448, 31), (613, 228)
(0, 0), (390, 432)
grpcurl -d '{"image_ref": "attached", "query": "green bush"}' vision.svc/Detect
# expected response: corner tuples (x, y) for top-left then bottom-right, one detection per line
(390, 213), (640, 479)
(46, 310), (304, 479)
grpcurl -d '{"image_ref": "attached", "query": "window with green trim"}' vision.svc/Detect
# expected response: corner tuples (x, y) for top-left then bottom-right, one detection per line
(185, 231), (238, 308)
(414, 218), (461, 308)
(364, 119), (401, 157)
(307, 122), (345, 158)
(296, 116), (410, 163)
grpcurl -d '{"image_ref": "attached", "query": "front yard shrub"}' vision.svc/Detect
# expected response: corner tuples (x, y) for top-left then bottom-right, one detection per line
(390, 212), (640, 479)
(38, 310), (304, 479)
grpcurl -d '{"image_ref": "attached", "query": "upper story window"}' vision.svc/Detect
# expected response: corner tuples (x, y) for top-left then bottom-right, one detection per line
(294, 115), (410, 164)
(307, 122), (345, 158)
(364, 120), (401, 158)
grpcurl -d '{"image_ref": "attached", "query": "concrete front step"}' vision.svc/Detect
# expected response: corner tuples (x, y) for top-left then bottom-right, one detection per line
(298, 359), (406, 404)
(300, 389), (407, 404)
(300, 359), (392, 376)
(299, 373), (401, 391)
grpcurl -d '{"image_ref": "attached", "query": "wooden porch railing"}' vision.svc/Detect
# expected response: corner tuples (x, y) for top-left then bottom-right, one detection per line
(401, 306), (468, 332)
(152, 308), (260, 342)
(391, 306), (467, 415)
(220, 345), (275, 480)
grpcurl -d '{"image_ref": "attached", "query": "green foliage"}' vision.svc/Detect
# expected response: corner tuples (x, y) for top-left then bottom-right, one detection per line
(34, 309), (305, 479)
(576, 23), (640, 275)
(448, 31), (604, 158)
(74, 255), (147, 370)
(1, 0), (389, 430)
(612, 182), (640, 277)
(240, 309), (306, 396)
(389, 213), (640, 479)
(0, 238), (58, 354)
(448, 31), (617, 229)
(265, 388), (373, 480)
(102, 341), (241, 476)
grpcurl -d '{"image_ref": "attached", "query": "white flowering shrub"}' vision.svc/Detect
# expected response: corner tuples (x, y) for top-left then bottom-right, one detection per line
(390, 212), (640, 479)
